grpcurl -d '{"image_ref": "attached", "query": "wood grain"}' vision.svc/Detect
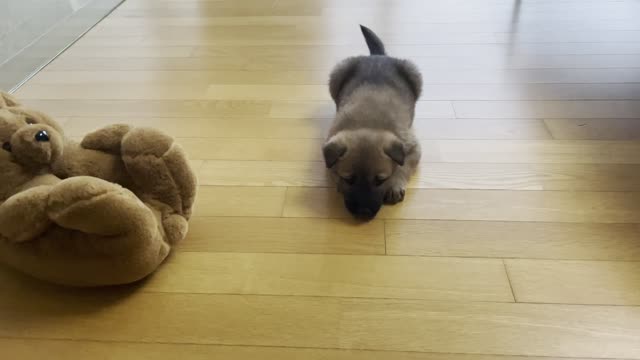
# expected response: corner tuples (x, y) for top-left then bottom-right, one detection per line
(199, 161), (640, 191)
(60, 116), (551, 141)
(0, 338), (601, 360)
(283, 187), (640, 223)
(454, 100), (640, 119)
(145, 252), (514, 302)
(179, 138), (323, 161)
(506, 259), (640, 305)
(0, 289), (638, 358)
(29, 68), (640, 85)
(386, 220), (640, 260)
(545, 118), (640, 140)
(269, 101), (456, 119)
(19, 83), (640, 101)
(193, 186), (286, 217)
(20, 99), (271, 118)
(184, 217), (385, 254)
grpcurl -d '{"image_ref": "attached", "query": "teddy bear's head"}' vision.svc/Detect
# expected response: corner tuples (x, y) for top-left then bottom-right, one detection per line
(0, 107), (64, 170)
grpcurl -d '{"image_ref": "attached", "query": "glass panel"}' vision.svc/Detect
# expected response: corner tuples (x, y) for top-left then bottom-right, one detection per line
(0, 0), (123, 92)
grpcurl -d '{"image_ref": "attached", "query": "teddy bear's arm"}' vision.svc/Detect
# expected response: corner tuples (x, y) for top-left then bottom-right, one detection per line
(80, 124), (132, 154)
(0, 186), (52, 243)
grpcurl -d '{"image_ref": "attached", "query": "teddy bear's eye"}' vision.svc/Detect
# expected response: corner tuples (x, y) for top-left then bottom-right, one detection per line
(35, 130), (49, 142)
(2, 142), (11, 152)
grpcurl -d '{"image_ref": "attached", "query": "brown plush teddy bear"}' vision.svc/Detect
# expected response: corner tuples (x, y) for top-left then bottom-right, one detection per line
(0, 92), (197, 286)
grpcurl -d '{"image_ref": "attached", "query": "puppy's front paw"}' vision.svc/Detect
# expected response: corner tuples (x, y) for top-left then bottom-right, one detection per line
(384, 187), (405, 204)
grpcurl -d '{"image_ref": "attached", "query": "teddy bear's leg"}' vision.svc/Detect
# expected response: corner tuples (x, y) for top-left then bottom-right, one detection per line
(121, 127), (197, 218)
(7, 177), (172, 286)
(0, 186), (52, 243)
(47, 176), (159, 236)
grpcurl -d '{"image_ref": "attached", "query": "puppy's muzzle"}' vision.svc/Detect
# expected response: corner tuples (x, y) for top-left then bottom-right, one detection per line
(345, 194), (381, 220)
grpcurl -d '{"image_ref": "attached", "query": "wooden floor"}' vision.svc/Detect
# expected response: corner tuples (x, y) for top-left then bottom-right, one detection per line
(3, 0), (640, 358)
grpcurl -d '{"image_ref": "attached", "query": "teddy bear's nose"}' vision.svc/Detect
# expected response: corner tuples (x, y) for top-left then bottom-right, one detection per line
(35, 130), (49, 142)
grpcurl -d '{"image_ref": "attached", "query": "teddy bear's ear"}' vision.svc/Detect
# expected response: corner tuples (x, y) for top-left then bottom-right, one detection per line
(9, 108), (64, 134)
(0, 92), (20, 108)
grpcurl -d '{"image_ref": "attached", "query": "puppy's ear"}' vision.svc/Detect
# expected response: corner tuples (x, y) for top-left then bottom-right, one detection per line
(322, 140), (347, 168)
(384, 141), (405, 166)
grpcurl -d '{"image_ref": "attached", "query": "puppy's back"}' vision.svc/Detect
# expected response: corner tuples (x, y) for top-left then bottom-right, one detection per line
(329, 26), (422, 108)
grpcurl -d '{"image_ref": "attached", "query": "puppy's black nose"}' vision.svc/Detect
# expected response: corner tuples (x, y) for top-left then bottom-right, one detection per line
(357, 208), (373, 216)
(353, 207), (376, 220)
(35, 130), (49, 142)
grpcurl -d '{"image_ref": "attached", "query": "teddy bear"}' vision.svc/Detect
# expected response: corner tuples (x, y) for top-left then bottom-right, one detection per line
(0, 92), (197, 286)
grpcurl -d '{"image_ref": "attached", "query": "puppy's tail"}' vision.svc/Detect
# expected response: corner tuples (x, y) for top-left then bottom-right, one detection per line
(360, 25), (386, 55)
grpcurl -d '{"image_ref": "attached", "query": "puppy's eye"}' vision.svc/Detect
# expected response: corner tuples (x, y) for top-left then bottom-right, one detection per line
(2, 142), (11, 152)
(374, 176), (388, 186)
(340, 175), (356, 185)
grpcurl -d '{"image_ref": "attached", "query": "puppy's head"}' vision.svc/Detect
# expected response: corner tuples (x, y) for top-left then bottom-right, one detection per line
(323, 129), (405, 220)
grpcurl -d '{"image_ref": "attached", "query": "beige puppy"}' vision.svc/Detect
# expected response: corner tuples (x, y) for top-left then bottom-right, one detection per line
(323, 25), (422, 219)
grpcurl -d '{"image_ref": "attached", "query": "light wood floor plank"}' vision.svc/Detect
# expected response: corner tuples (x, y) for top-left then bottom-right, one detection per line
(62, 117), (329, 139)
(283, 188), (640, 222)
(272, 97), (435, 119)
(179, 138), (323, 161)
(545, 118), (640, 140)
(16, 83), (640, 101)
(98, 14), (640, 31)
(0, 290), (638, 358)
(46, 50), (640, 69)
(199, 161), (640, 191)
(63, 45), (195, 58)
(420, 140), (640, 164)
(61, 117), (550, 140)
(193, 186), (286, 217)
(19, 99), (271, 118)
(454, 100), (640, 119)
(386, 220), (640, 260)
(143, 252), (514, 302)
(28, 68), (640, 85)
(30, 69), (330, 85)
(506, 259), (640, 305)
(0, 338), (613, 360)
(184, 217), (385, 255)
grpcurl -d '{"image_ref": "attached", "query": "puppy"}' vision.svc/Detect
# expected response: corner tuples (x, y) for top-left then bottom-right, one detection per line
(323, 25), (422, 220)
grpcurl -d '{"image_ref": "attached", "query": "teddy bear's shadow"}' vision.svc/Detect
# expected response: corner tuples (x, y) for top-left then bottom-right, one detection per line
(0, 264), (146, 322)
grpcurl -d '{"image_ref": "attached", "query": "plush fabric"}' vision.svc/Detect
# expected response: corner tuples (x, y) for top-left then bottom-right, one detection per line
(0, 92), (197, 286)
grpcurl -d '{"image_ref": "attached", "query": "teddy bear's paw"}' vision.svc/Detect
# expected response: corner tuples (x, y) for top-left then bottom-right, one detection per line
(122, 128), (197, 217)
(122, 127), (174, 158)
(0, 186), (52, 243)
(163, 213), (188, 245)
(48, 176), (157, 236)
(81, 124), (132, 154)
